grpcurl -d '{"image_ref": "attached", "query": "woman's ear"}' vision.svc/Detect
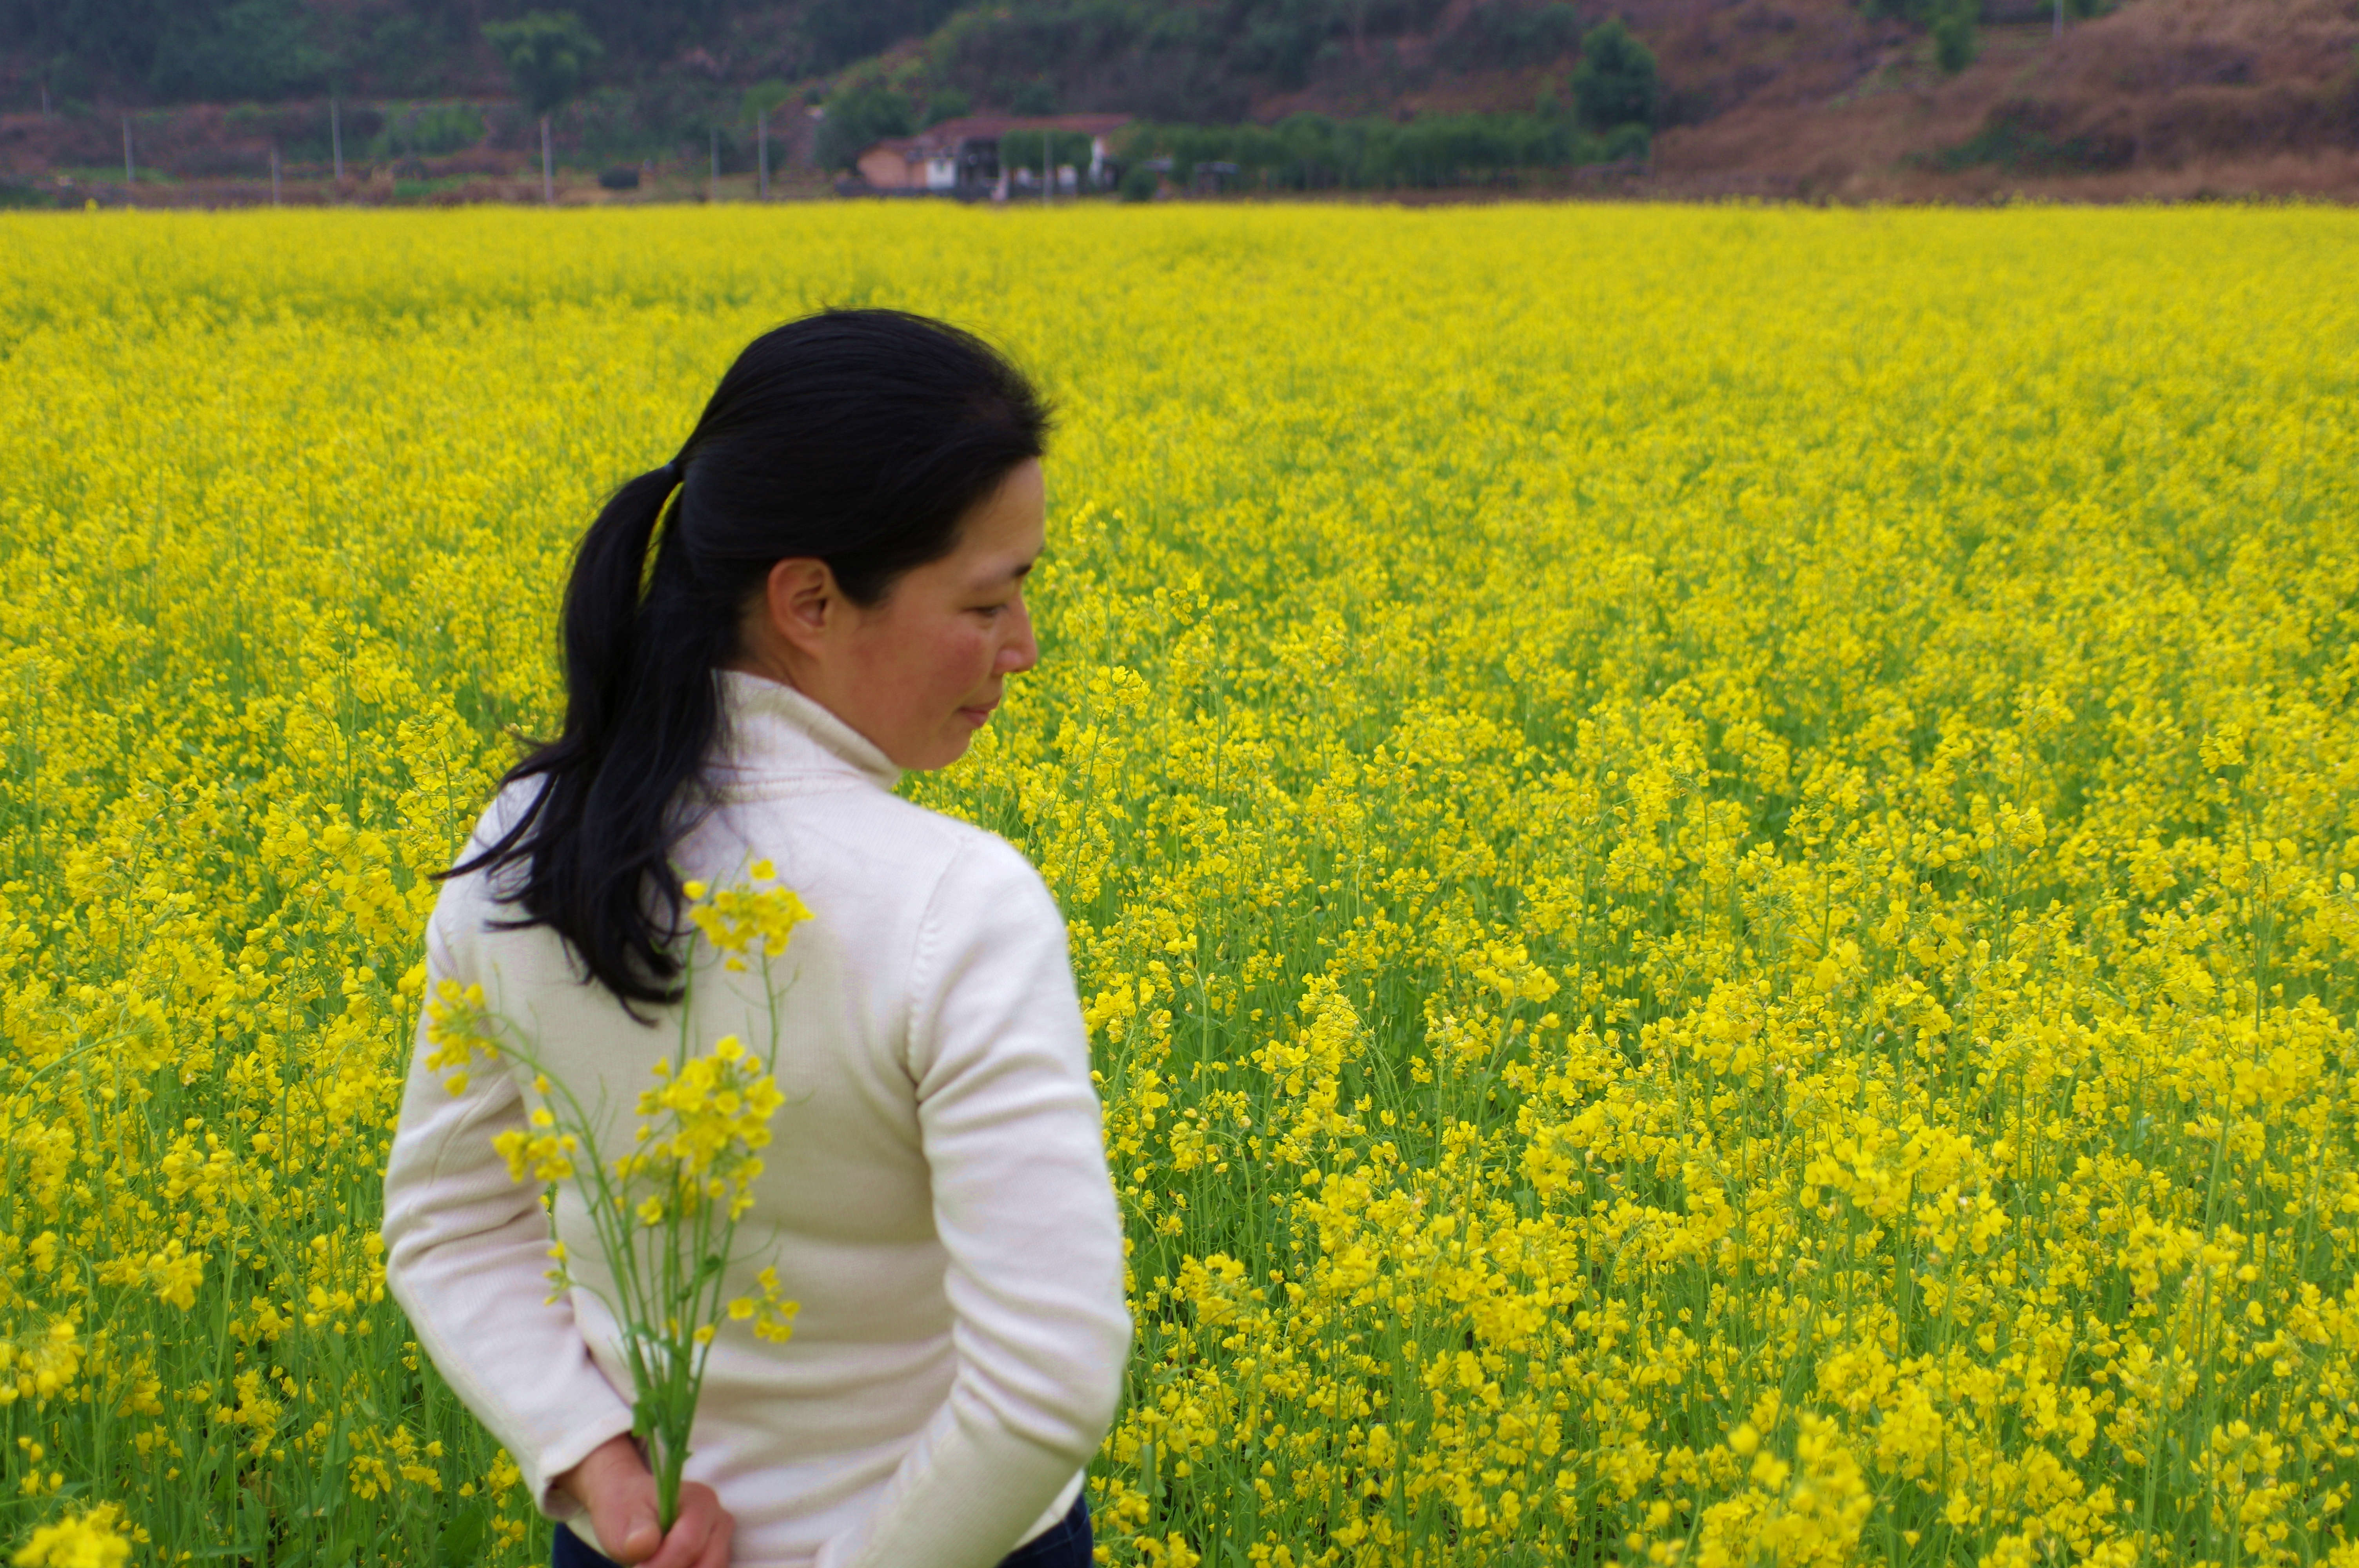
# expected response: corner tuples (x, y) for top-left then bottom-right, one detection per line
(732, 558), (840, 688)
(763, 558), (837, 654)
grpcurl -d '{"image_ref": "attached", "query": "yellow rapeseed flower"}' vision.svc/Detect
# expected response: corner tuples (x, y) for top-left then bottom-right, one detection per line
(10, 1503), (131, 1568)
(5, 203), (2357, 1563)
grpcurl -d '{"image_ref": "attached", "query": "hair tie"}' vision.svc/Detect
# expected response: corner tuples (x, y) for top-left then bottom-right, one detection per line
(662, 458), (685, 485)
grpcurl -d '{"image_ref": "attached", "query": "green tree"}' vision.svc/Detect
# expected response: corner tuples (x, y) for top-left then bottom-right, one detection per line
(151, 0), (328, 100)
(1568, 18), (1658, 132)
(816, 87), (913, 172)
(1932, 1), (1979, 71)
(482, 10), (603, 203)
(742, 78), (795, 122)
(1009, 78), (1059, 114)
(482, 10), (602, 117)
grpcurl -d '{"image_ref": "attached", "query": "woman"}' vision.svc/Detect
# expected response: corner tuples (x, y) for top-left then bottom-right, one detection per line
(380, 310), (1132, 1568)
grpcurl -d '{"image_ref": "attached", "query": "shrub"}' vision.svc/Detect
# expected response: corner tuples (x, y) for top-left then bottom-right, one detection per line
(1118, 111), (1617, 190)
(1569, 19), (1659, 132)
(1009, 79), (1060, 114)
(1604, 121), (1651, 162)
(370, 103), (488, 161)
(1925, 104), (2135, 171)
(1932, 4), (1979, 73)
(481, 10), (603, 118)
(815, 87), (913, 170)
(148, 0), (329, 102)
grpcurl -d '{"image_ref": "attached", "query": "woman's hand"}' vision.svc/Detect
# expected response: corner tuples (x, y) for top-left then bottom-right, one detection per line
(556, 1434), (735, 1568)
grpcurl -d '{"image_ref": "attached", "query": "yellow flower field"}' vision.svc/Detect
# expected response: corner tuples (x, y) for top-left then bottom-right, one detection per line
(2, 202), (2357, 1566)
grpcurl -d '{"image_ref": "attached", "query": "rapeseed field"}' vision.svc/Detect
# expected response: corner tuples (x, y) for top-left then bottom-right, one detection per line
(2, 203), (2357, 1567)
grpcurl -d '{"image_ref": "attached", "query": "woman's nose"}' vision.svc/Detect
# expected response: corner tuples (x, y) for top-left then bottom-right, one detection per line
(999, 598), (1039, 674)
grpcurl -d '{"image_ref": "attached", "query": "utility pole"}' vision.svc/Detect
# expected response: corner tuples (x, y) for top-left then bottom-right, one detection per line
(710, 127), (720, 201)
(1042, 128), (1050, 205)
(2053, 0), (2062, 36)
(122, 115), (133, 189)
(270, 142), (281, 205)
(541, 114), (554, 203)
(758, 110), (769, 200)
(332, 97), (343, 183)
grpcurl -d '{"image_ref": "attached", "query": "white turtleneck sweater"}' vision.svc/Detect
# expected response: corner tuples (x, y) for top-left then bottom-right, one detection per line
(380, 672), (1131, 1568)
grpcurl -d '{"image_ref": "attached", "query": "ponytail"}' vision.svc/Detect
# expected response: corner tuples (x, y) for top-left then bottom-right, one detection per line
(446, 309), (1050, 1013)
(562, 466), (680, 748)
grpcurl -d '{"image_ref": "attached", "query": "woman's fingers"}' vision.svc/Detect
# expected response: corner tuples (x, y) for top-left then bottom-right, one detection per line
(563, 1455), (731, 1568)
(695, 1508), (736, 1568)
(602, 1506), (666, 1567)
(564, 1436), (664, 1564)
(643, 1483), (732, 1568)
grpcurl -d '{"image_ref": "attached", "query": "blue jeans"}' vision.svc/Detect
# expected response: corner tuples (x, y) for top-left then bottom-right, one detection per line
(552, 1486), (1092, 1568)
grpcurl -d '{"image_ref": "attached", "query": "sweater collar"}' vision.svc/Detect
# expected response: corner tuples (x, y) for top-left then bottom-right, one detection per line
(713, 670), (902, 795)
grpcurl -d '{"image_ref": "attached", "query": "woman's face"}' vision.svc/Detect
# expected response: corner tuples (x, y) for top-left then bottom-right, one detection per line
(738, 459), (1045, 771)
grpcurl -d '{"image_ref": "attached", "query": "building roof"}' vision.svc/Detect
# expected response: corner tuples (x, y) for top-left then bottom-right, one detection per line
(861, 114), (1133, 162)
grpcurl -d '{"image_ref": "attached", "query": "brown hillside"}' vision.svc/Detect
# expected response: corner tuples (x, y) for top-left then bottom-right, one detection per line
(1644, 0), (2359, 198)
(1247, 0), (2359, 199)
(2, 0), (2354, 202)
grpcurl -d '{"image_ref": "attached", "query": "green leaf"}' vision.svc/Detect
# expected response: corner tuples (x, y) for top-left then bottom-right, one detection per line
(437, 1501), (489, 1568)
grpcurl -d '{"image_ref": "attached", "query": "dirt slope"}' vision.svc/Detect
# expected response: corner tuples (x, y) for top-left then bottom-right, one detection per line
(1640, 0), (2359, 198)
(2, 0), (2353, 202)
(1246, 0), (2359, 199)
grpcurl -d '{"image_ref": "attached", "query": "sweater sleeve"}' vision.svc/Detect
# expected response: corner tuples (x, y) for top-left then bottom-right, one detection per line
(817, 836), (1133, 1568)
(379, 904), (638, 1523)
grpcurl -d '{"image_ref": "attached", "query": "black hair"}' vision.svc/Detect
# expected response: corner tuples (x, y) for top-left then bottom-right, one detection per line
(447, 308), (1051, 1013)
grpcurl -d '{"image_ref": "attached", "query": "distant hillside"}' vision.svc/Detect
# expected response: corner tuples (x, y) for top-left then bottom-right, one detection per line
(0, 0), (2351, 198)
(0, 1), (963, 106)
(794, 0), (2359, 198)
(0, 0), (1599, 119)
(848, 0), (1594, 125)
(860, 0), (2356, 196)
(1638, 0), (2359, 198)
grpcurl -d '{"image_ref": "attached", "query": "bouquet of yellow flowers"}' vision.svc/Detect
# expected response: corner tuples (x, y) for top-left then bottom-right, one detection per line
(423, 862), (812, 1529)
